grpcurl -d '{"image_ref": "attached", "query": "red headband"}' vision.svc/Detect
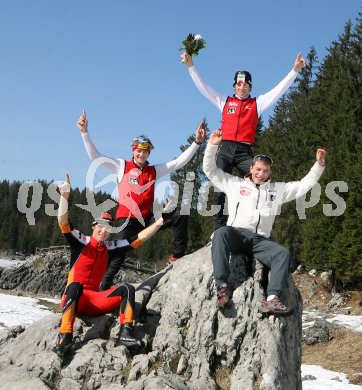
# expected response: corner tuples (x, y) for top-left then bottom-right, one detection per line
(133, 142), (152, 151)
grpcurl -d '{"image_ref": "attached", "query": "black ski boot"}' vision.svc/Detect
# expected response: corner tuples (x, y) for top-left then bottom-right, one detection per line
(52, 333), (73, 357)
(116, 324), (144, 349)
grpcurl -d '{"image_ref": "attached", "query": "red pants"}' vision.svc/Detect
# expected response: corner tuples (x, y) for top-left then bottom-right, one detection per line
(59, 282), (135, 334)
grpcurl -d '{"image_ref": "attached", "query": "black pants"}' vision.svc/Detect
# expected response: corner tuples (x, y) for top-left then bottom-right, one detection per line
(214, 141), (253, 230)
(212, 227), (291, 297)
(100, 208), (188, 290)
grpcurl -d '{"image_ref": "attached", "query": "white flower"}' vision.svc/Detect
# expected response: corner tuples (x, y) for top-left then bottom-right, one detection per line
(194, 34), (203, 41)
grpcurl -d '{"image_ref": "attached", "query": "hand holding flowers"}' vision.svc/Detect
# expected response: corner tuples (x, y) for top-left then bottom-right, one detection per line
(180, 33), (206, 62)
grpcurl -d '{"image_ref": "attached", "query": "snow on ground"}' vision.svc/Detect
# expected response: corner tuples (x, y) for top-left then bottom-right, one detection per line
(0, 258), (361, 389)
(302, 365), (362, 389)
(0, 293), (59, 330)
(302, 310), (362, 333)
(0, 259), (23, 268)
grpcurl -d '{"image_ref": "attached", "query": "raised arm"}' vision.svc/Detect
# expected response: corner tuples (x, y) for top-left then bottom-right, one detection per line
(136, 217), (164, 243)
(203, 130), (234, 192)
(155, 120), (206, 178)
(58, 174), (71, 226)
(77, 110), (120, 174)
(181, 54), (227, 112)
(256, 52), (306, 116)
(128, 203), (178, 248)
(282, 149), (326, 203)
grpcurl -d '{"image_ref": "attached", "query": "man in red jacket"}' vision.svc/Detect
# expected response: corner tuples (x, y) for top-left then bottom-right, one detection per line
(77, 111), (206, 290)
(53, 174), (165, 357)
(181, 52), (306, 230)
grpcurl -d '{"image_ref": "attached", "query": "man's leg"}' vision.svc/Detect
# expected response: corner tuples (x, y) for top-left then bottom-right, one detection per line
(53, 282), (83, 356)
(100, 218), (144, 291)
(159, 208), (188, 262)
(104, 284), (144, 348)
(214, 142), (234, 231)
(234, 143), (253, 177)
(212, 227), (250, 308)
(251, 235), (292, 314)
(74, 285), (143, 349)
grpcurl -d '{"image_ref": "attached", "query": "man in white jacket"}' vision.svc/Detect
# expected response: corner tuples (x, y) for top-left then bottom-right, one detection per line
(203, 130), (326, 313)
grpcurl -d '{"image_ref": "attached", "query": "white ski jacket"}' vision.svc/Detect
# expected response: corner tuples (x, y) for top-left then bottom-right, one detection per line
(203, 144), (325, 238)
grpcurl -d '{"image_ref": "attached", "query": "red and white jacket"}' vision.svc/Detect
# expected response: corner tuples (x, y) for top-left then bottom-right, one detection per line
(188, 65), (298, 144)
(81, 132), (200, 221)
(220, 96), (258, 144)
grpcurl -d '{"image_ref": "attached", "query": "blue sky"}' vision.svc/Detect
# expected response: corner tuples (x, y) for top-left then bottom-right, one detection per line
(0, 0), (360, 194)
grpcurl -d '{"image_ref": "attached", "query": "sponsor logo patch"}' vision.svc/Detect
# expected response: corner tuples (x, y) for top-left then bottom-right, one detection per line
(227, 107), (236, 114)
(240, 187), (251, 196)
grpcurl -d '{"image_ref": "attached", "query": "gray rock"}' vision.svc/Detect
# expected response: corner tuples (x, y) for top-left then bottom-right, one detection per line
(308, 269), (318, 277)
(302, 318), (334, 345)
(320, 270), (333, 283)
(0, 245), (303, 389)
(327, 293), (347, 309)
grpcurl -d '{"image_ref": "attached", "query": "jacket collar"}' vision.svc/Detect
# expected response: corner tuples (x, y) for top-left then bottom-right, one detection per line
(89, 235), (105, 249)
(244, 174), (271, 188)
(233, 94), (251, 101)
(130, 158), (150, 170)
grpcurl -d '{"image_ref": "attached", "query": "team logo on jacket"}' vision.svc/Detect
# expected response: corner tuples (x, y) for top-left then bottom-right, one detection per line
(240, 186), (251, 196)
(227, 107), (236, 114)
(128, 169), (140, 185)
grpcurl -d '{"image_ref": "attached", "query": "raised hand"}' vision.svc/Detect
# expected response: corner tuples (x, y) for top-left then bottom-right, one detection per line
(59, 173), (71, 198)
(195, 120), (206, 144)
(316, 149), (327, 166)
(77, 110), (88, 134)
(180, 52), (193, 67)
(293, 52), (306, 72)
(209, 130), (223, 145)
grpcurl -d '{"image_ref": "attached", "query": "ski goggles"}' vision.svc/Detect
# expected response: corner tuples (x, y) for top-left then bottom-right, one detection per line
(253, 154), (273, 166)
(131, 136), (154, 150)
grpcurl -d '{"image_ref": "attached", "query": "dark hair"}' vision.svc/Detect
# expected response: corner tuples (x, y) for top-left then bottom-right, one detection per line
(252, 154), (273, 166)
(233, 70), (252, 88)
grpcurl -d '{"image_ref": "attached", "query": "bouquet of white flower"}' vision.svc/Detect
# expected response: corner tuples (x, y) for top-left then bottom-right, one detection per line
(179, 33), (206, 57)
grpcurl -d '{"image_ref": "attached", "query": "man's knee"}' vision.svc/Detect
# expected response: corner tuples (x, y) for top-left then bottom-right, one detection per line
(213, 226), (231, 240)
(65, 282), (83, 299)
(278, 247), (292, 268)
(109, 283), (135, 298)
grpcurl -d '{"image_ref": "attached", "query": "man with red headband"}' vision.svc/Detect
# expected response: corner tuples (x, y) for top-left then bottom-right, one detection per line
(77, 111), (206, 290)
(53, 174), (165, 357)
(181, 52), (306, 230)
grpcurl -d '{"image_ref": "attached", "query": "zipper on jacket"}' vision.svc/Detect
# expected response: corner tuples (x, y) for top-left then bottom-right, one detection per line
(87, 245), (100, 289)
(230, 202), (240, 226)
(255, 186), (261, 234)
(235, 101), (242, 141)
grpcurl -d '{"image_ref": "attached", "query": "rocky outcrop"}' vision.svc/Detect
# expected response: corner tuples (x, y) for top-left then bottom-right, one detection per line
(0, 251), (147, 296)
(0, 245), (303, 390)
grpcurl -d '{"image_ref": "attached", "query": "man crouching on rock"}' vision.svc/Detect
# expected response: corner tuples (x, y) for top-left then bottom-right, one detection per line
(203, 130), (326, 314)
(53, 174), (164, 357)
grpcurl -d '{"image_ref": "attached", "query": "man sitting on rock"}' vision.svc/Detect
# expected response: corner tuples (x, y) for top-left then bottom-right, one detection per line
(53, 174), (165, 357)
(203, 130), (326, 314)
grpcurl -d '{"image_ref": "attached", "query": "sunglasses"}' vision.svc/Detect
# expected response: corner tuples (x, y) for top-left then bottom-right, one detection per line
(133, 136), (152, 144)
(253, 154), (273, 165)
